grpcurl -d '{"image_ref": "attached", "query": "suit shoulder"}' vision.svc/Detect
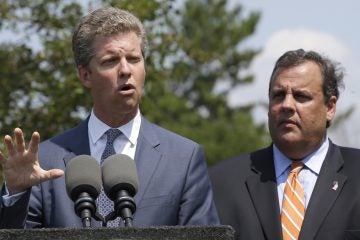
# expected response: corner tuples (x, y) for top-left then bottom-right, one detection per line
(38, 126), (78, 152)
(211, 147), (269, 170)
(210, 153), (251, 171)
(338, 145), (360, 155)
(209, 152), (255, 179)
(337, 145), (360, 163)
(49, 120), (87, 145)
(145, 120), (201, 148)
(209, 147), (272, 178)
(38, 121), (87, 166)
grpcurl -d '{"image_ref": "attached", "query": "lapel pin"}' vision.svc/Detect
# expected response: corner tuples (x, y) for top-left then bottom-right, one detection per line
(332, 181), (338, 191)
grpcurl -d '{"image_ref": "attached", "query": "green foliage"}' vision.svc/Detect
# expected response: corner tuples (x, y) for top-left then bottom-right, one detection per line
(139, 0), (270, 165)
(0, 0), (270, 168)
(0, 0), (88, 140)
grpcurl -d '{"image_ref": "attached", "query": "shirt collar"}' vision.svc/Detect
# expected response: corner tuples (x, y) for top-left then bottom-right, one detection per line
(274, 137), (329, 178)
(88, 109), (141, 145)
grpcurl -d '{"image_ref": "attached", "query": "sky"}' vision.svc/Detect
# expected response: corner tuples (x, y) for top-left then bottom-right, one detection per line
(227, 0), (360, 148)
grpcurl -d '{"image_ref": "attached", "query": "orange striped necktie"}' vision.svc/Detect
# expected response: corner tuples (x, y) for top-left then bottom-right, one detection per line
(281, 161), (305, 240)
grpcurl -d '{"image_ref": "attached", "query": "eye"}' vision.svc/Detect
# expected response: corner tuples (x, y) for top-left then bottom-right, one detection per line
(102, 56), (119, 66)
(270, 91), (285, 101)
(127, 55), (142, 64)
(294, 93), (311, 103)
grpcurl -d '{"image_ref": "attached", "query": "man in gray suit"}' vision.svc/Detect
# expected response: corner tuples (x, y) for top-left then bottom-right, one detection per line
(210, 49), (360, 240)
(0, 7), (218, 228)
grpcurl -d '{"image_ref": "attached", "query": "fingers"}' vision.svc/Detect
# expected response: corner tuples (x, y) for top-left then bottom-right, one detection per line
(2, 128), (40, 155)
(14, 128), (26, 153)
(3, 128), (25, 156)
(4, 134), (15, 156)
(28, 131), (40, 154)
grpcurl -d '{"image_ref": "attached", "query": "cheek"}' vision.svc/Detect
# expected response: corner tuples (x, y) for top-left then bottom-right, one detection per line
(268, 109), (273, 120)
(136, 70), (146, 89)
(89, 75), (115, 98)
(298, 108), (326, 131)
(268, 104), (280, 117)
(268, 108), (278, 128)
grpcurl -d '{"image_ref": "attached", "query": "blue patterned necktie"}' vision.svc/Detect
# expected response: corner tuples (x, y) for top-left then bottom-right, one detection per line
(98, 128), (122, 227)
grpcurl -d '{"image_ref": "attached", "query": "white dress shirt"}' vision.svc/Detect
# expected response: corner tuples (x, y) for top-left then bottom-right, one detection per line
(88, 109), (141, 161)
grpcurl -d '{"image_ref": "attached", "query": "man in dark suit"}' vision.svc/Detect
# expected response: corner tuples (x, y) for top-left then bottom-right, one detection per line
(0, 7), (218, 228)
(210, 49), (360, 240)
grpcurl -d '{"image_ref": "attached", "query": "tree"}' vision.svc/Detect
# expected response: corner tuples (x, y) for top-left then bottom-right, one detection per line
(0, 0), (270, 169)
(0, 0), (89, 137)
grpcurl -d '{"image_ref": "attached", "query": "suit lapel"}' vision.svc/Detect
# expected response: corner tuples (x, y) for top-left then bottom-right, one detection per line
(133, 117), (162, 206)
(50, 118), (90, 166)
(245, 146), (283, 240)
(299, 142), (347, 240)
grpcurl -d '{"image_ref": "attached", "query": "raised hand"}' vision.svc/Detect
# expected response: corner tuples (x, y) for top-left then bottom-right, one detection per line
(0, 128), (64, 195)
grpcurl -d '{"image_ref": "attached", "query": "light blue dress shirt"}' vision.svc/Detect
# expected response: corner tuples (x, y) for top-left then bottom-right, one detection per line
(274, 137), (329, 211)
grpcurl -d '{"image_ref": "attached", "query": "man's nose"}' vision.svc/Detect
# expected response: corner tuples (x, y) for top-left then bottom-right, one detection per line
(118, 58), (131, 76)
(281, 94), (296, 110)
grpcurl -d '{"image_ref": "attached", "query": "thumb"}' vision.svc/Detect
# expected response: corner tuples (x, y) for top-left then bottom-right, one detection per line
(44, 169), (64, 181)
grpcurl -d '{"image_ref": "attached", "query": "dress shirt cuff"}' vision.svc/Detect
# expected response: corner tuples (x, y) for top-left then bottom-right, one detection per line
(1, 183), (27, 207)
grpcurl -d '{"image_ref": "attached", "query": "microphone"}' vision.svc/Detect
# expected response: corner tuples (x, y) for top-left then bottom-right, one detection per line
(102, 154), (139, 227)
(65, 155), (103, 228)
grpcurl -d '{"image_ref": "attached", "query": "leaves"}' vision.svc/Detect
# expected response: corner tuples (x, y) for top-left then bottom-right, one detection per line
(0, 0), (270, 170)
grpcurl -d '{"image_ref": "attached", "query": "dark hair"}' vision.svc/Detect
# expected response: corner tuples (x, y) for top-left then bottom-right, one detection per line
(72, 7), (148, 68)
(269, 49), (345, 127)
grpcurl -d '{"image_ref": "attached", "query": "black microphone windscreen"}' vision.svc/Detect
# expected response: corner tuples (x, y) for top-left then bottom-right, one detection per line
(102, 154), (139, 199)
(65, 155), (102, 201)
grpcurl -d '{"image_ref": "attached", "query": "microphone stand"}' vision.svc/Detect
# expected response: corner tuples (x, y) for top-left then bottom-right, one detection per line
(104, 190), (136, 227)
(104, 211), (133, 227)
(74, 192), (105, 228)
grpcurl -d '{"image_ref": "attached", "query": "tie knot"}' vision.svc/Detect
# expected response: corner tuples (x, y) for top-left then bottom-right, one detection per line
(105, 128), (122, 144)
(290, 161), (303, 174)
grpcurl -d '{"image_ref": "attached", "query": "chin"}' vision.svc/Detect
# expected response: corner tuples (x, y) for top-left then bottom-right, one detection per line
(275, 135), (302, 147)
(120, 103), (139, 113)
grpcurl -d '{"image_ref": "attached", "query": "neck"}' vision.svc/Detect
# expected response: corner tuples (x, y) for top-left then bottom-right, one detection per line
(276, 137), (326, 161)
(93, 108), (138, 128)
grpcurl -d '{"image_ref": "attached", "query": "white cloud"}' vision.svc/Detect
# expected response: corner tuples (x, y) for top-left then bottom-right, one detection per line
(228, 28), (360, 147)
(261, 29), (350, 61)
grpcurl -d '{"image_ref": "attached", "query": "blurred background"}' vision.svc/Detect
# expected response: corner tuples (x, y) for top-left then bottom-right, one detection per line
(0, 0), (359, 174)
(229, 0), (360, 149)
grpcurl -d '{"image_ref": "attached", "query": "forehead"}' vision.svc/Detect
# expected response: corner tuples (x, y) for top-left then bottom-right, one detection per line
(92, 31), (142, 54)
(271, 61), (323, 90)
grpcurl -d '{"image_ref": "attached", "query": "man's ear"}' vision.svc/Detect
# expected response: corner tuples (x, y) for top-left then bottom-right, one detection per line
(77, 65), (91, 88)
(326, 96), (337, 122)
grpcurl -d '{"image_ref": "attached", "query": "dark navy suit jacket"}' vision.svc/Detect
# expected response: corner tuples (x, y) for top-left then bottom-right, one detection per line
(210, 141), (360, 240)
(0, 116), (219, 228)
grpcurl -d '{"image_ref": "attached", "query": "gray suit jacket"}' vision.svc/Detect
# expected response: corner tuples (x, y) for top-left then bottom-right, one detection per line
(210, 141), (360, 240)
(0, 116), (219, 228)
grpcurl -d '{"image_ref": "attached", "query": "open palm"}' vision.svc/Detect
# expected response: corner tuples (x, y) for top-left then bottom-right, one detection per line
(0, 128), (64, 195)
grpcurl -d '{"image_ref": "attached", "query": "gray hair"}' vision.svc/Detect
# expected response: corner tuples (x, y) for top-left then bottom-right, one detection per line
(72, 7), (148, 68)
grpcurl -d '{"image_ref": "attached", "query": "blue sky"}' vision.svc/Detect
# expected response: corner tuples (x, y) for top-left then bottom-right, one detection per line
(228, 0), (360, 147)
